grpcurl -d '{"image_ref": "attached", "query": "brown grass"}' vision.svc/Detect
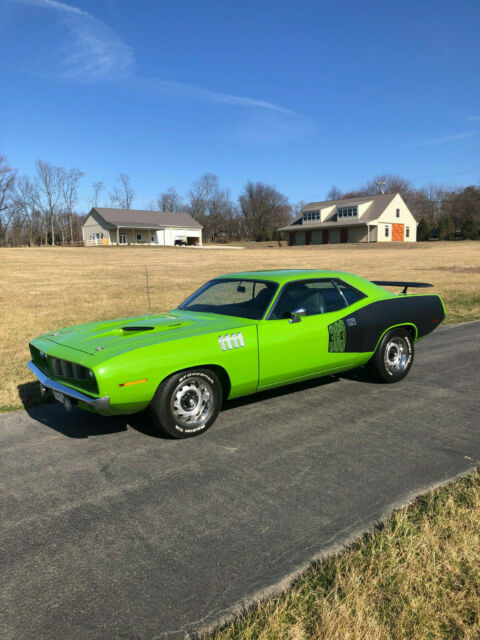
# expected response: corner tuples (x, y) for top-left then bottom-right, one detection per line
(0, 241), (479, 411)
(205, 470), (480, 640)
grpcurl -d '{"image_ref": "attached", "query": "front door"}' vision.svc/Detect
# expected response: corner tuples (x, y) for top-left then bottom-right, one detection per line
(340, 228), (348, 243)
(392, 223), (404, 241)
(257, 279), (357, 388)
(306, 230), (312, 245)
(322, 229), (329, 244)
(119, 232), (127, 245)
(289, 232), (296, 246)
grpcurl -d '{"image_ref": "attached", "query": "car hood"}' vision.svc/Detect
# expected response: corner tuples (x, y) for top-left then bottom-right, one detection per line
(40, 310), (255, 357)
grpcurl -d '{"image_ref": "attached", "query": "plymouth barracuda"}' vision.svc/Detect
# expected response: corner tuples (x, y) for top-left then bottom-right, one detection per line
(28, 269), (445, 437)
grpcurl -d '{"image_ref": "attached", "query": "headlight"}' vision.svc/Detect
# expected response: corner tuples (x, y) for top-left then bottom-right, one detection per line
(88, 369), (95, 381)
(39, 351), (46, 359)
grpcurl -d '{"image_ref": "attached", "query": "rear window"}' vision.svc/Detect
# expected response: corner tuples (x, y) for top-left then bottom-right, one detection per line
(335, 281), (365, 305)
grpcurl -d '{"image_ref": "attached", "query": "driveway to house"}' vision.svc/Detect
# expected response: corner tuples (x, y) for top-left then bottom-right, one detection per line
(1, 322), (479, 640)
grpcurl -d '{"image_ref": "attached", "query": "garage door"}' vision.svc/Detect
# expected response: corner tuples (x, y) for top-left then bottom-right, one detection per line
(392, 223), (404, 241)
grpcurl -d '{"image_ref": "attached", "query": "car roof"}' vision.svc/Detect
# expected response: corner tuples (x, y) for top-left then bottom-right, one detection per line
(221, 269), (353, 285)
(219, 269), (393, 299)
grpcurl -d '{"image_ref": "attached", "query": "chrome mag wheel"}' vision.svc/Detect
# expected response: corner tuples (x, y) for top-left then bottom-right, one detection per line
(384, 336), (411, 374)
(170, 376), (214, 429)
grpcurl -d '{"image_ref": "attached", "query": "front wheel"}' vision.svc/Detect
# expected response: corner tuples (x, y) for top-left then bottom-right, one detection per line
(149, 369), (222, 438)
(366, 328), (414, 383)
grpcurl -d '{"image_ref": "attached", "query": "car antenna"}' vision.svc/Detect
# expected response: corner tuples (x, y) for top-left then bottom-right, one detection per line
(145, 265), (151, 315)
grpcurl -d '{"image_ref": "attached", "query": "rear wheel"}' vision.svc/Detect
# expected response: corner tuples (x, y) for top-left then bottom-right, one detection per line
(149, 368), (222, 438)
(366, 328), (414, 383)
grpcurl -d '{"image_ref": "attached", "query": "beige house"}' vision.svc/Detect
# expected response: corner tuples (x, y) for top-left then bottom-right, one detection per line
(82, 208), (203, 246)
(278, 193), (417, 245)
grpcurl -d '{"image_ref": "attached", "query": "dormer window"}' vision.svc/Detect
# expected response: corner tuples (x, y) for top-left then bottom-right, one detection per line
(337, 206), (357, 219)
(303, 210), (320, 222)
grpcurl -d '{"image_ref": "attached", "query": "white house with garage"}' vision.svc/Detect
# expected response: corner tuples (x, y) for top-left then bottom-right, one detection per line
(278, 193), (417, 245)
(82, 208), (203, 246)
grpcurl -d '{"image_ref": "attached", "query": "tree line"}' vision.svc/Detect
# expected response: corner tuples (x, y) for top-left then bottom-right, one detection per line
(0, 154), (478, 246)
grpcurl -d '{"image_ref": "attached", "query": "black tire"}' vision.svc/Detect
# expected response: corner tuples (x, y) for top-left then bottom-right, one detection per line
(149, 368), (222, 438)
(366, 328), (414, 383)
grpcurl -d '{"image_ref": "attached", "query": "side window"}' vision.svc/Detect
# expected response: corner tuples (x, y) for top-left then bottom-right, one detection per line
(335, 281), (365, 305)
(269, 280), (347, 319)
(385, 225), (389, 237)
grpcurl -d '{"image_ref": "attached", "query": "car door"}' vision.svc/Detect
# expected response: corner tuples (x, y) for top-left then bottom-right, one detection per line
(257, 279), (360, 389)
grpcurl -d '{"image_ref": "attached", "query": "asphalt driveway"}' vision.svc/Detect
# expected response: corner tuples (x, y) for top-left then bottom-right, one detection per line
(1, 321), (479, 639)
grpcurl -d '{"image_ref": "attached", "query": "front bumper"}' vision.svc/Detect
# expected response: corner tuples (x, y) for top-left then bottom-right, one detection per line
(27, 361), (110, 412)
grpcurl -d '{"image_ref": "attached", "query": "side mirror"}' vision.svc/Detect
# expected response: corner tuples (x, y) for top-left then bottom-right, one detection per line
(289, 307), (306, 323)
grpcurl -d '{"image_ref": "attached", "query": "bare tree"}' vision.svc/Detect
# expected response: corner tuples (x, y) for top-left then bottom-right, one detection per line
(35, 159), (62, 246)
(187, 173), (237, 241)
(60, 167), (85, 243)
(326, 186), (343, 200)
(239, 181), (291, 241)
(91, 180), (105, 208)
(0, 155), (17, 245)
(14, 175), (42, 246)
(157, 187), (184, 212)
(110, 173), (135, 209)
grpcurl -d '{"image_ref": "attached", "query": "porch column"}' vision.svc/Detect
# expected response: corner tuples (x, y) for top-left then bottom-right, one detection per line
(148, 229), (151, 245)
(132, 228), (135, 245)
(116, 228), (120, 245)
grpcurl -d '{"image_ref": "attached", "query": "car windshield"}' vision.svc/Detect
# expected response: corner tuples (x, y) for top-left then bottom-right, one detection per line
(178, 278), (278, 320)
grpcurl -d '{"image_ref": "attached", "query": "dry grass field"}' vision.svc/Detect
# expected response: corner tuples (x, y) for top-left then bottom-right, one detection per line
(1, 241), (479, 411)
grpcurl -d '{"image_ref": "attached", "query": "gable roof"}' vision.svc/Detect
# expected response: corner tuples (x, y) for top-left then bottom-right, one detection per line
(278, 193), (399, 231)
(86, 207), (202, 230)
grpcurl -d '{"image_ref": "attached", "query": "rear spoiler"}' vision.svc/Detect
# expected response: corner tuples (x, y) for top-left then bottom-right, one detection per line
(371, 281), (433, 294)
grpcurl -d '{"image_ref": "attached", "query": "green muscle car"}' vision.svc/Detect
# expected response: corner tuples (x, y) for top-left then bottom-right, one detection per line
(28, 270), (445, 438)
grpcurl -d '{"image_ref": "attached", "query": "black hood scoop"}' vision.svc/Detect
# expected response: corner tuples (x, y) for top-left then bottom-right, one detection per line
(122, 326), (155, 332)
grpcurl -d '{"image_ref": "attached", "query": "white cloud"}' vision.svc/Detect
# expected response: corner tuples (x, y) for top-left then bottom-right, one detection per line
(408, 131), (478, 148)
(133, 77), (294, 115)
(15, 0), (134, 80)
(12, 0), (296, 117)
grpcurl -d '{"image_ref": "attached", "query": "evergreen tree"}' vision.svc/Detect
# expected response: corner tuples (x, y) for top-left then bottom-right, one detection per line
(461, 215), (479, 239)
(437, 215), (455, 240)
(416, 217), (431, 241)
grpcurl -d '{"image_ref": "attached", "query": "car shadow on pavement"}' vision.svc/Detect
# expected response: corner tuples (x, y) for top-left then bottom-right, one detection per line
(222, 373), (341, 411)
(19, 368), (374, 439)
(338, 366), (383, 385)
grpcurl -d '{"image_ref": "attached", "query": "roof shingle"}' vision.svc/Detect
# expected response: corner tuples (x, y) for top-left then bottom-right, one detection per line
(90, 208), (202, 229)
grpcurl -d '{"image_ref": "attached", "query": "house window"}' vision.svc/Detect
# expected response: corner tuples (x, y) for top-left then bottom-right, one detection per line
(151, 235), (155, 243)
(406, 227), (410, 238)
(303, 210), (320, 221)
(119, 233), (127, 245)
(385, 225), (389, 237)
(136, 233), (142, 242)
(396, 208), (400, 218)
(337, 206), (357, 218)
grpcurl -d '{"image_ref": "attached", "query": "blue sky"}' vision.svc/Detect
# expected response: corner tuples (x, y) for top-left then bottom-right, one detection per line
(1, 0), (479, 209)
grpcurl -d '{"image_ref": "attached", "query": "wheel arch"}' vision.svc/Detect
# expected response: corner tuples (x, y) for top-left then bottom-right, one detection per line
(158, 364), (232, 400)
(373, 322), (418, 352)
